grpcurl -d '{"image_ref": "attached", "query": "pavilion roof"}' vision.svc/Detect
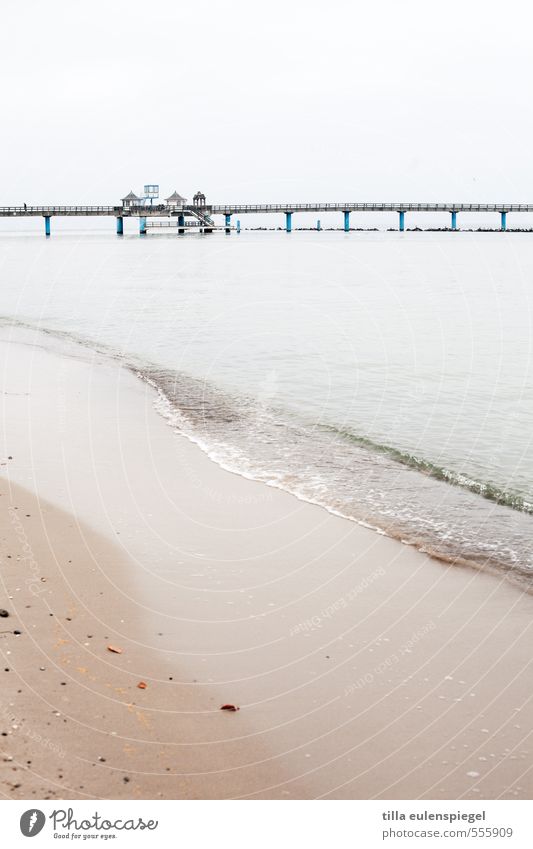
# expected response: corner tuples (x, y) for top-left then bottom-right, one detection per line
(165, 191), (187, 202)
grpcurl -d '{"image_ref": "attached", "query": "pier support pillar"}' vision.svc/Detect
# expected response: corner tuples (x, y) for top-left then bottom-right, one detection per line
(116, 216), (124, 235)
(225, 213), (231, 234)
(344, 211), (350, 232)
(139, 217), (147, 236)
(317, 219), (321, 231)
(451, 211), (457, 230)
(178, 213), (185, 234)
(44, 216), (51, 237)
(286, 212), (292, 233)
(399, 211), (405, 232)
(501, 211), (507, 231)
(236, 220), (241, 234)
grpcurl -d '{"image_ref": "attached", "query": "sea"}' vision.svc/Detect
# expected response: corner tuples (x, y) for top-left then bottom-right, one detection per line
(1, 227), (532, 584)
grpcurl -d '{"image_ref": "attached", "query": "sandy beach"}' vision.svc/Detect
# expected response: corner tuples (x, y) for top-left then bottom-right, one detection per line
(0, 325), (532, 800)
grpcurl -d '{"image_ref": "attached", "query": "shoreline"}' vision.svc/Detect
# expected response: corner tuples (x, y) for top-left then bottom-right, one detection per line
(1, 326), (533, 799)
(12, 313), (532, 592)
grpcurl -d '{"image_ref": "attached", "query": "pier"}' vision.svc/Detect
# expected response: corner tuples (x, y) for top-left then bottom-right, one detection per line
(1, 194), (531, 236)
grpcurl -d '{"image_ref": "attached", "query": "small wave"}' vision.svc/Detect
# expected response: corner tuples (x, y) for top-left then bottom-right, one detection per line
(319, 424), (533, 515)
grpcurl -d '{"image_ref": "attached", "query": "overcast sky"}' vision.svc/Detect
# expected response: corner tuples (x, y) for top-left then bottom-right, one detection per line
(1, 0), (532, 206)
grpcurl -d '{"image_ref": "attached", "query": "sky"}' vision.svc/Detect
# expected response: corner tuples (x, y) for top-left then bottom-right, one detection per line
(1, 0), (533, 209)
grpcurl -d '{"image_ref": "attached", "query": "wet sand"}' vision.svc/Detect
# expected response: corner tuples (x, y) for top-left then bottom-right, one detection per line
(1, 326), (532, 800)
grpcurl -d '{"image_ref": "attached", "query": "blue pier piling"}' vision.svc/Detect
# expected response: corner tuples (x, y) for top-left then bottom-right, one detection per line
(139, 217), (147, 236)
(317, 219), (321, 231)
(178, 213), (185, 234)
(116, 216), (124, 235)
(501, 211), (507, 230)
(225, 213), (231, 234)
(451, 211), (457, 230)
(286, 212), (292, 233)
(44, 216), (51, 237)
(399, 211), (405, 232)
(237, 220), (241, 233)
(344, 211), (350, 232)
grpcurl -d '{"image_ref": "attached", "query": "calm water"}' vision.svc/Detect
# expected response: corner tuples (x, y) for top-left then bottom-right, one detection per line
(1, 229), (532, 582)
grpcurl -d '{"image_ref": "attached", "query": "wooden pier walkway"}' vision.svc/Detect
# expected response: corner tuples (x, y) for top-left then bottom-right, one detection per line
(0, 202), (529, 234)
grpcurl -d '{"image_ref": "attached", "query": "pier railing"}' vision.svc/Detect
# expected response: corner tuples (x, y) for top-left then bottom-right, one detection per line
(2, 203), (533, 217)
(209, 202), (533, 213)
(0, 206), (119, 215)
(0, 205), (166, 216)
